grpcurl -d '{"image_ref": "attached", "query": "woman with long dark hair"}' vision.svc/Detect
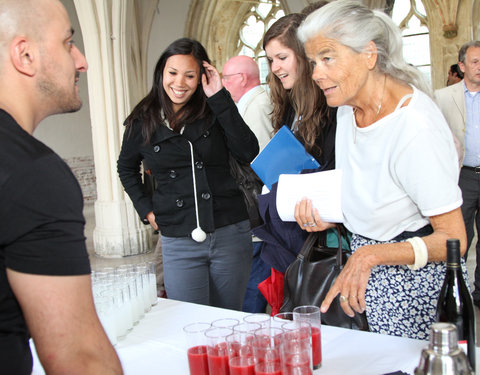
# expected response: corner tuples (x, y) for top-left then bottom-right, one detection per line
(256, 13), (337, 252)
(263, 12), (336, 168)
(117, 38), (259, 309)
(250, 13), (338, 314)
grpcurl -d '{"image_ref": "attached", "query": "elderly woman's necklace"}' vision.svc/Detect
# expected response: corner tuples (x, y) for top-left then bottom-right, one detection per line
(352, 75), (387, 144)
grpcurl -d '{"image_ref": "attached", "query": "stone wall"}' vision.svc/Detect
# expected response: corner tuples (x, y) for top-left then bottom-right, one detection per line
(64, 156), (97, 202)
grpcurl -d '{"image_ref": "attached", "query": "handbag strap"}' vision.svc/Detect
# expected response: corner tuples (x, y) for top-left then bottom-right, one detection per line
(297, 225), (345, 267)
(297, 231), (321, 261)
(334, 225), (343, 267)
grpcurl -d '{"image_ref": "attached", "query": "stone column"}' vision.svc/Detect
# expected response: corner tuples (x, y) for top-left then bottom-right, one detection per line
(473, 0), (480, 40)
(422, 0), (474, 90)
(73, 0), (158, 257)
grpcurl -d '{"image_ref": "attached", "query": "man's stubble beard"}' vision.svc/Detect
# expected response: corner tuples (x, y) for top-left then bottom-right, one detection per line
(36, 72), (83, 115)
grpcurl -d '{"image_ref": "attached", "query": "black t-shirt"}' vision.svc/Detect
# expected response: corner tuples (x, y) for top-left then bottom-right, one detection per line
(0, 110), (91, 375)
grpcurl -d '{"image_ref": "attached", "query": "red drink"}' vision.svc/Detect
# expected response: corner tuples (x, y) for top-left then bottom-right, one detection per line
(228, 341), (242, 358)
(228, 357), (255, 375)
(255, 370), (282, 375)
(284, 353), (312, 375)
(255, 362), (282, 375)
(207, 343), (230, 375)
(188, 345), (209, 375)
(311, 327), (321, 368)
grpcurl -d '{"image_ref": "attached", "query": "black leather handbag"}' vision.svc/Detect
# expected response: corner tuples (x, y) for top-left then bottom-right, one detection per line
(280, 225), (369, 331)
(228, 155), (263, 228)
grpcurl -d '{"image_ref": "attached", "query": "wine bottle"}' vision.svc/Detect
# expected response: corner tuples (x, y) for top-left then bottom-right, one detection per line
(435, 238), (476, 372)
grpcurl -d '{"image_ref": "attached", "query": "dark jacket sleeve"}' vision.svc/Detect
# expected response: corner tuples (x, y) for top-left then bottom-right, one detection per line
(207, 88), (259, 163)
(117, 122), (153, 222)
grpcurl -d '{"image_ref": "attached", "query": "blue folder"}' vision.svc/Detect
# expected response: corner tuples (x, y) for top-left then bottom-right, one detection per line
(250, 125), (320, 190)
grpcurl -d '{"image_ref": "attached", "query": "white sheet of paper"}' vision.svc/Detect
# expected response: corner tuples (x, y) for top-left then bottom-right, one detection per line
(276, 169), (343, 223)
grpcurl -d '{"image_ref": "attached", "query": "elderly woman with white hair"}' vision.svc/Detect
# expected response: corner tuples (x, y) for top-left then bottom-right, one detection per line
(294, 0), (467, 339)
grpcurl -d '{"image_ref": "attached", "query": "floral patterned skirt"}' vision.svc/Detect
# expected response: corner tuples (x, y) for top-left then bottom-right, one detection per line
(351, 232), (469, 340)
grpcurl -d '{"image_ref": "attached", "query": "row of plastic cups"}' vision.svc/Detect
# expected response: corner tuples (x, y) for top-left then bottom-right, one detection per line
(184, 306), (321, 375)
(91, 262), (158, 345)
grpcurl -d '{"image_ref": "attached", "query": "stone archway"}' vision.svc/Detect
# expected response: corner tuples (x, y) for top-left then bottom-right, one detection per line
(185, 0), (290, 69)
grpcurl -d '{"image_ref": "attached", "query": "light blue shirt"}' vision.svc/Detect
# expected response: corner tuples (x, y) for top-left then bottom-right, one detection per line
(463, 82), (480, 167)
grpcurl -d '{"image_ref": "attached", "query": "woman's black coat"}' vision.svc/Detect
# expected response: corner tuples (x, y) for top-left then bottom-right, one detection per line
(117, 88), (259, 237)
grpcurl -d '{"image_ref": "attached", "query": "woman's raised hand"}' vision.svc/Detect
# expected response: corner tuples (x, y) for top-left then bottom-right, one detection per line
(201, 61), (223, 97)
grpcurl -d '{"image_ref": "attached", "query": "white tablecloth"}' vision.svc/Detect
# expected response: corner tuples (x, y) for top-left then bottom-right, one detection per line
(31, 298), (477, 374)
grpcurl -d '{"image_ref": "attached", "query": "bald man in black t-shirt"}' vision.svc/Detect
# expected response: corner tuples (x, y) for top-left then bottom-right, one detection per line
(0, 0), (122, 374)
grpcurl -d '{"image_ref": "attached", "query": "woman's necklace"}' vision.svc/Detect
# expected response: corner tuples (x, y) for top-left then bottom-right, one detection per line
(352, 75), (387, 144)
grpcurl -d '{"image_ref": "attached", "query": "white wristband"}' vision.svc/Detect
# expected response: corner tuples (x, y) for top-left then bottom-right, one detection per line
(406, 236), (428, 270)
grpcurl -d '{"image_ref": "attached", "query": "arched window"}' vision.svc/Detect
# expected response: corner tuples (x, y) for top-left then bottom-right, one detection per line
(392, 0), (431, 86)
(235, 0), (285, 84)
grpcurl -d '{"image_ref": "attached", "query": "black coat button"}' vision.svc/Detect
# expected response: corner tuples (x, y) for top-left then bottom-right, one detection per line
(195, 161), (204, 169)
(176, 199), (184, 207)
(153, 145), (160, 153)
(201, 192), (211, 200)
(169, 170), (177, 179)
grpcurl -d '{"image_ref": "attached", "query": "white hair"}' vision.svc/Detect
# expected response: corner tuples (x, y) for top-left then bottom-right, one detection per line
(298, 0), (431, 95)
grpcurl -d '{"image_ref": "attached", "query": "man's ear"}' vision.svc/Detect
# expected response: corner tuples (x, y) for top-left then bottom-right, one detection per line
(458, 61), (466, 74)
(240, 73), (247, 87)
(10, 36), (36, 77)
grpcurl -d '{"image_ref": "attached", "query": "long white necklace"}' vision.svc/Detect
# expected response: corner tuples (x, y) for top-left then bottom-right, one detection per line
(352, 75), (387, 144)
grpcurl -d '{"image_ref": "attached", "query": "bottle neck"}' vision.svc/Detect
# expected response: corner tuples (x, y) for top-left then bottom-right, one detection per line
(446, 262), (460, 270)
(446, 240), (461, 265)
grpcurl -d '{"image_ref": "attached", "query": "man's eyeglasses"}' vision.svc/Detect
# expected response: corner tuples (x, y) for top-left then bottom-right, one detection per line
(221, 72), (242, 80)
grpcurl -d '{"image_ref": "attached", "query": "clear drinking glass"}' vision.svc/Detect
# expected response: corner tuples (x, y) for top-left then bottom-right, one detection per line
(226, 329), (256, 360)
(272, 312), (294, 328)
(233, 322), (261, 334)
(134, 264), (151, 313)
(184, 322), (211, 375)
(115, 266), (141, 324)
(281, 321), (313, 374)
(293, 305), (322, 369)
(243, 313), (271, 329)
(253, 327), (284, 375)
(116, 281), (134, 334)
(205, 327), (233, 375)
(93, 293), (118, 346)
(146, 261), (158, 305)
(211, 318), (239, 329)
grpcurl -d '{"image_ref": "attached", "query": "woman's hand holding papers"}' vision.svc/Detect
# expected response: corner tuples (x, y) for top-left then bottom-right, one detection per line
(294, 198), (335, 232)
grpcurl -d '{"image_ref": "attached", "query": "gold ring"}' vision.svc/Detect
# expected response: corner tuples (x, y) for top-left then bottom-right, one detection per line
(339, 295), (348, 303)
(308, 222), (316, 227)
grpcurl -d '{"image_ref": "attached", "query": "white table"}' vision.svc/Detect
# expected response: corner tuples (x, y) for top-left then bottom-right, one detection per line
(31, 298), (478, 374)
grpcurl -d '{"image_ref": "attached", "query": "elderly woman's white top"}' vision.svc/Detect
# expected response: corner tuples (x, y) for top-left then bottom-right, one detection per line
(336, 86), (462, 241)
